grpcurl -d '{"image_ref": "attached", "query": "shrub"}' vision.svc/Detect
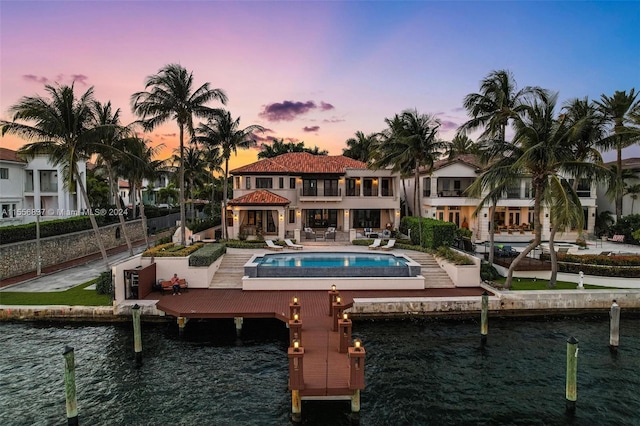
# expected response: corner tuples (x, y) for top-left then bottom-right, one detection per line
(435, 246), (475, 265)
(189, 243), (227, 267)
(142, 242), (204, 257)
(401, 216), (456, 249)
(0, 215), (116, 245)
(481, 262), (500, 281)
(95, 271), (113, 295)
(188, 217), (221, 234)
(224, 239), (271, 249)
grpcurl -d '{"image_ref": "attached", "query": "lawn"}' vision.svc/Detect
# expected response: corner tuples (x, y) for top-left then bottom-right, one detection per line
(493, 277), (612, 290)
(0, 279), (111, 306)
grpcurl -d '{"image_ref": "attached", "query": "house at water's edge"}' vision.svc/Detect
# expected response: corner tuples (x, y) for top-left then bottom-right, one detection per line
(226, 152), (401, 240)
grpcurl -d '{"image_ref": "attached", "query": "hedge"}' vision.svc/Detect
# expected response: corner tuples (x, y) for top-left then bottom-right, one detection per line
(142, 242), (204, 257)
(189, 243), (227, 267)
(401, 216), (456, 249)
(0, 215), (116, 245)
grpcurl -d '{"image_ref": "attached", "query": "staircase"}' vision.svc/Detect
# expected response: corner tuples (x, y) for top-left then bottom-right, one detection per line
(402, 251), (455, 288)
(209, 253), (253, 289)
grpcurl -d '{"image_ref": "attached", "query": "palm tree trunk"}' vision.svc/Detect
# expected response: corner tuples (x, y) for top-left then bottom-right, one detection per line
(179, 124), (186, 245)
(222, 158), (229, 240)
(414, 167), (422, 247)
(74, 169), (109, 270)
(402, 179), (409, 216)
(137, 186), (150, 249)
(488, 204), (495, 264)
(506, 184), (543, 288)
(548, 226), (558, 288)
(616, 145), (623, 220)
(107, 164), (133, 256)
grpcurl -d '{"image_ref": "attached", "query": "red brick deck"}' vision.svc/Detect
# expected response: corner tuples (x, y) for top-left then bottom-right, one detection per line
(147, 287), (487, 399)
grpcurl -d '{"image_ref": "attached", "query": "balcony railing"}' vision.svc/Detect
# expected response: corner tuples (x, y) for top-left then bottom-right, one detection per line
(300, 188), (342, 197)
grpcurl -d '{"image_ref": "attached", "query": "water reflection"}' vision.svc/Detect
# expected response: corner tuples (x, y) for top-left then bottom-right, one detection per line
(1, 315), (638, 425)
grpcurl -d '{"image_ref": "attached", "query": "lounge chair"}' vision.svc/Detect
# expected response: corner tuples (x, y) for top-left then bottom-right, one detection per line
(324, 228), (336, 241)
(380, 239), (396, 251)
(368, 238), (382, 250)
(284, 239), (304, 250)
(304, 228), (317, 241)
(265, 240), (284, 251)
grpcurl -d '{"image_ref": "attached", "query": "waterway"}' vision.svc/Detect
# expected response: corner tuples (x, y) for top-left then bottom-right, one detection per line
(1, 315), (639, 425)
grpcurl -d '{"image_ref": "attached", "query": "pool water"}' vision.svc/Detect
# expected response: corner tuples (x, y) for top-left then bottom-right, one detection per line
(254, 252), (409, 268)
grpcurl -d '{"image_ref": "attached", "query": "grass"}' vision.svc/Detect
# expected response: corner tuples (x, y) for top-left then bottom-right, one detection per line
(0, 279), (111, 306)
(492, 277), (613, 290)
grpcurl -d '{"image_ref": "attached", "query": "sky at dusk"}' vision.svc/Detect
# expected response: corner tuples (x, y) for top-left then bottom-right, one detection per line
(1, 1), (639, 170)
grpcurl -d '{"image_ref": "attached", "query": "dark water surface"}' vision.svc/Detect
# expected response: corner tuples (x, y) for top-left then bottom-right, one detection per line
(1, 315), (639, 426)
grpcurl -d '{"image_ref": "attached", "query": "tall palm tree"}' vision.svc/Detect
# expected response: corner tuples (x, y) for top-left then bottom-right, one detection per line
(120, 137), (164, 249)
(1, 84), (111, 269)
(172, 145), (209, 220)
(458, 70), (545, 259)
(343, 131), (378, 162)
(91, 100), (135, 255)
(595, 89), (640, 220)
(131, 63), (227, 245)
(195, 110), (264, 239)
(372, 109), (447, 244)
(625, 183), (640, 214)
(446, 134), (478, 160)
(258, 139), (305, 159)
(471, 93), (611, 288)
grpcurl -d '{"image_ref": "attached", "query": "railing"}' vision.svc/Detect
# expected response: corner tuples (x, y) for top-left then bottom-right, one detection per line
(300, 189), (342, 197)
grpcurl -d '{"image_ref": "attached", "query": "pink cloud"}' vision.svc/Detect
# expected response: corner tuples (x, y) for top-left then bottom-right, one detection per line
(259, 100), (317, 121)
(440, 120), (458, 131)
(22, 74), (49, 84)
(71, 74), (89, 85)
(322, 117), (345, 123)
(320, 101), (334, 111)
(303, 126), (320, 132)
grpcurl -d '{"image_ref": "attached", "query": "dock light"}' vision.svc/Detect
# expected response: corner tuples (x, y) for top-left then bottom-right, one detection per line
(343, 313), (348, 320)
(292, 296), (299, 304)
(293, 313), (299, 322)
(336, 296), (341, 304)
(354, 339), (362, 351)
(331, 284), (336, 292)
(293, 339), (300, 352)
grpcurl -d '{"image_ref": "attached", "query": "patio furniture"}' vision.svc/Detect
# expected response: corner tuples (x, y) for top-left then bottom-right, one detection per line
(265, 240), (284, 251)
(325, 227), (336, 241)
(380, 239), (396, 251)
(304, 228), (317, 240)
(284, 239), (304, 250)
(368, 238), (382, 250)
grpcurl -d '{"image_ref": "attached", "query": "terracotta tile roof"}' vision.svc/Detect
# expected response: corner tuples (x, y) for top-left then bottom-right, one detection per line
(228, 190), (291, 206)
(230, 152), (366, 175)
(604, 157), (640, 170)
(0, 148), (26, 163)
(420, 154), (483, 174)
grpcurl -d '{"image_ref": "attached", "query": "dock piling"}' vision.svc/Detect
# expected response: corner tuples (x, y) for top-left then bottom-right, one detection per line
(62, 346), (78, 426)
(339, 313), (352, 353)
(480, 291), (488, 345)
(234, 317), (244, 337)
(132, 304), (142, 367)
(566, 336), (578, 414)
(609, 300), (620, 350)
(288, 340), (305, 423)
(328, 286), (339, 316)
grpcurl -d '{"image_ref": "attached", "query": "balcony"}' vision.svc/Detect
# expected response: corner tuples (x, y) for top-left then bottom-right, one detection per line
(299, 188), (342, 201)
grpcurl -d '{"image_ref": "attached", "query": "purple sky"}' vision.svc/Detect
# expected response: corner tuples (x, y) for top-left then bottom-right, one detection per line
(1, 1), (639, 168)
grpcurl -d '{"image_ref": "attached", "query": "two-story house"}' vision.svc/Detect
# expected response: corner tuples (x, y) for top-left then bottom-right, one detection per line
(227, 152), (401, 240)
(0, 148), (86, 226)
(403, 154), (598, 242)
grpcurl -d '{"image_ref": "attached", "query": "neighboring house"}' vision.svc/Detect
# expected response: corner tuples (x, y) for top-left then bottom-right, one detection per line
(0, 148), (86, 227)
(227, 152), (401, 240)
(403, 154), (598, 243)
(596, 158), (640, 218)
(118, 168), (175, 208)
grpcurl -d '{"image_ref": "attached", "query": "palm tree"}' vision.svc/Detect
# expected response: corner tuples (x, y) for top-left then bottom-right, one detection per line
(131, 63), (227, 245)
(372, 109), (447, 244)
(343, 131), (378, 162)
(120, 137), (164, 249)
(172, 145), (209, 220)
(595, 89), (640, 220)
(625, 183), (640, 214)
(195, 110), (264, 239)
(458, 70), (546, 260)
(91, 100), (135, 255)
(446, 134), (478, 160)
(258, 139), (305, 159)
(1, 83), (111, 269)
(471, 93), (611, 288)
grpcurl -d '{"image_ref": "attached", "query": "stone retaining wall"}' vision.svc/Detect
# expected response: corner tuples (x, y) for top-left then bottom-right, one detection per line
(0, 221), (147, 280)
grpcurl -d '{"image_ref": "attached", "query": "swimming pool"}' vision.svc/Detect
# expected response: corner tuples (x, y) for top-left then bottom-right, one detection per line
(242, 251), (425, 290)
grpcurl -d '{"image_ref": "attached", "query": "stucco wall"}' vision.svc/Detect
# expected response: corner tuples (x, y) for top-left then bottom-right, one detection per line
(0, 220), (147, 280)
